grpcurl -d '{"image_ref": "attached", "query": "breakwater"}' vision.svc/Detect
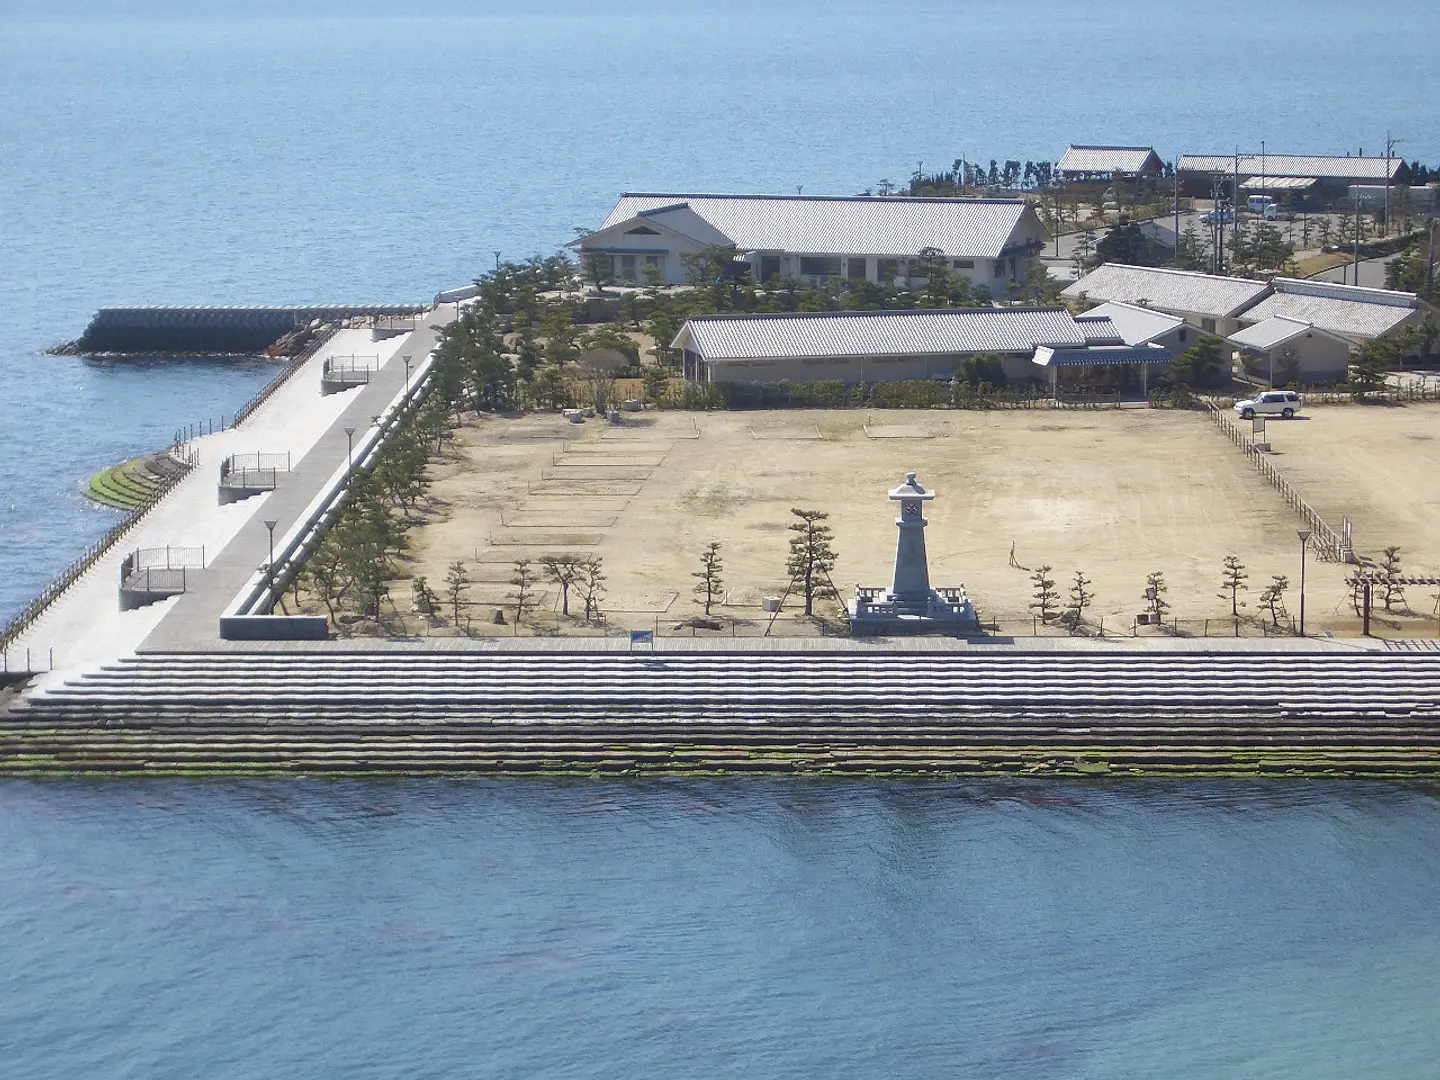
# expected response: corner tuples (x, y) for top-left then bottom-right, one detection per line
(4, 647), (1439, 776)
(63, 305), (425, 355)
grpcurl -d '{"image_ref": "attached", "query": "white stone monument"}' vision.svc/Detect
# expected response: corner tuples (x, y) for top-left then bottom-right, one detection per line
(849, 472), (978, 632)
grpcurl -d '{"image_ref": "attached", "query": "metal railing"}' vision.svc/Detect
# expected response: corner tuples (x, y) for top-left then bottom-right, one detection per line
(220, 452), (291, 492)
(131, 546), (205, 571)
(1204, 402), (1354, 563)
(0, 452), (198, 650)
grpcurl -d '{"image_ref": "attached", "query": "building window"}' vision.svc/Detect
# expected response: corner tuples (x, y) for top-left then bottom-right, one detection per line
(759, 256), (781, 282)
(1177, 328), (1188, 343)
(993, 260), (1006, 278)
(799, 257), (842, 277)
(878, 259), (900, 282)
(619, 254), (637, 283)
(951, 259), (974, 269)
(1201, 318), (1217, 333)
(847, 258), (867, 280)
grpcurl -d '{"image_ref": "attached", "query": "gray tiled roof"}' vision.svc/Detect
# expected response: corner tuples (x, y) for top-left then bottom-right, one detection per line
(1227, 315), (1318, 351)
(1238, 279), (1418, 339)
(1178, 154), (1402, 180)
(599, 193), (1040, 259)
(1062, 264), (1270, 319)
(674, 308), (1092, 361)
(1077, 301), (1185, 345)
(1057, 146), (1160, 174)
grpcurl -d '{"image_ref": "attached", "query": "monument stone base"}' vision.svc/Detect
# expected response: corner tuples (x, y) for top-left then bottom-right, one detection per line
(848, 584), (980, 634)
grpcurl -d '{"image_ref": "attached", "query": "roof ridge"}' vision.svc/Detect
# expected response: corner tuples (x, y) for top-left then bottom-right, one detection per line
(618, 191), (1030, 207)
(685, 306), (1070, 323)
(1087, 263), (1262, 285)
(1270, 277), (1416, 302)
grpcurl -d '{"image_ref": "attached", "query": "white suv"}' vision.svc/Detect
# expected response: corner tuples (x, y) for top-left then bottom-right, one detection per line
(1234, 390), (1302, 419)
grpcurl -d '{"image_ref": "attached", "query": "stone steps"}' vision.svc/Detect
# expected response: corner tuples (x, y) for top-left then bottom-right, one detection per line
(5, 648), (1439, 775)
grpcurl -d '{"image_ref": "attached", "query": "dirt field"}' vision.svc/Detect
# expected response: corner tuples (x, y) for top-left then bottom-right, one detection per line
(377, 402), (1440, 639)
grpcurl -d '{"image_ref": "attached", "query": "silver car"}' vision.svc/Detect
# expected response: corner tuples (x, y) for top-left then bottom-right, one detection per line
(1234, 390), (1302, 419)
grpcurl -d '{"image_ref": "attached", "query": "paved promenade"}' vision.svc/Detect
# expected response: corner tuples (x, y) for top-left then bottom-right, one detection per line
(6, 306), (454, 689)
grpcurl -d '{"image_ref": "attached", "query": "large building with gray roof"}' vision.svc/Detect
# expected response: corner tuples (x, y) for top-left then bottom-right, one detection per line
(1177, 153), (1410, 200)
(1061, 264), (1271, 336)
(1057, 145), (1164, 182)
(671, 307), (1172, 392)
(574, 192), (1048, 290)
(1236, 279), (1424, 344)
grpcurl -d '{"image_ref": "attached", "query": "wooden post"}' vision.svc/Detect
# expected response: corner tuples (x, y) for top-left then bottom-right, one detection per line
(1362, 580), (1372, 636)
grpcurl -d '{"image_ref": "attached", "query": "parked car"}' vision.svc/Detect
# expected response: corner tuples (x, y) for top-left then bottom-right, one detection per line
(1234, 390), (1302, 419)
(1263, 204), (1293, 221)
(1200, 206), (1235, 224)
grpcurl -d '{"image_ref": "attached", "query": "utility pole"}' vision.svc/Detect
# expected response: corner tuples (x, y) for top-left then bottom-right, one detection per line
(1352, 193), (1361, 285)
(1173, 169), (1181, 266)
(1233, 146), (1242, 274)
(1384, 131), (1403, 237)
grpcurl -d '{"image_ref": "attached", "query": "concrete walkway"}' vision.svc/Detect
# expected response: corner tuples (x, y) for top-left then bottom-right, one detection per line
(7, 306), (455, 690)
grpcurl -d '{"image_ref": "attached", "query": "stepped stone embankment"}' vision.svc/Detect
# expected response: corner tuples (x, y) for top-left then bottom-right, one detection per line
(4, 649), (1440, 776)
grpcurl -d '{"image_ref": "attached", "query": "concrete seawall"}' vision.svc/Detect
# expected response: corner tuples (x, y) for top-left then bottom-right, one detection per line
(4, 644), (1439, 777)
(70, 305), (425, 354)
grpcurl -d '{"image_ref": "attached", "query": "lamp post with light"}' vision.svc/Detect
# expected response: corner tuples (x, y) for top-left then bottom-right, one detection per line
(344, 426), (355, 475)
(402, 355), (412, 395)
(1297, 527), (1312, 636)
(264, 519), (278, 613)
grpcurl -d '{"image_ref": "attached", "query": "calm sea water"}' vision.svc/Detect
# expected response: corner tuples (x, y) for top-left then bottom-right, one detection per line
(4, 8), (1440, 1073)
(2, 779), (1439, 1078)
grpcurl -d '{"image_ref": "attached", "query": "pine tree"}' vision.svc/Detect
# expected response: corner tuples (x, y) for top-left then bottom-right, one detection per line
(1258, 575), (1289, 627)
(1029, 564), (1060, 622)
(1218, 555), (1248, 617)
(786, 508), (839, 617)
(693, 542), (725, 615)
(1067, 570), (1093, 633)
(444, 560), (469, 626)
(579, 557), (606, 622)
(1380, 546), (1406, 611)
(1145, 571), (1170, 620)
(509, 558), (537, 625)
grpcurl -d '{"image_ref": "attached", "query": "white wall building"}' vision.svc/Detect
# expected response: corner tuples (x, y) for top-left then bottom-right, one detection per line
(1227, 316), (1353, 385)
(573, 192), (1049, 290)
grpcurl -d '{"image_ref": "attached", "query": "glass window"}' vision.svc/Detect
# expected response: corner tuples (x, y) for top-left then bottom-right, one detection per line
(878, 259), (900, 281)
(951, 259), (974, 269)
(799, 257), (842, 277)
(1201, 318), (1217, 332)
(993, 260), (1006, 277)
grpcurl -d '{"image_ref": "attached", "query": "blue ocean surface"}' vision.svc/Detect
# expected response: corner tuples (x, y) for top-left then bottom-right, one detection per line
(1, 779), (1439, 1078)
(2, 0), (1439, 621)
(4, 12), (1440, 1072)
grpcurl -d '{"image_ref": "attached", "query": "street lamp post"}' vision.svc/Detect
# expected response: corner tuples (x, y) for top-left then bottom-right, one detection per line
(264, 519), (278, 614)
(1297, 527), (1312, 636)
(402, 355), (412, 395)
(344, 426), (355, 474)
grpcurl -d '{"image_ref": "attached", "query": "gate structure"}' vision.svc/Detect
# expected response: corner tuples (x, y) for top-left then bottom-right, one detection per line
(1348, 574), (1440, 635)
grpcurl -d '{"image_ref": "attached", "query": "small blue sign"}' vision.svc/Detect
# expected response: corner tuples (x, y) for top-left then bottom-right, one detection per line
(629, 629), (654, 644)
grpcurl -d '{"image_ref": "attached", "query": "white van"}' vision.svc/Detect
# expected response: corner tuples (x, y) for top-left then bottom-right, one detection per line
(1246, 195), (1276, 215)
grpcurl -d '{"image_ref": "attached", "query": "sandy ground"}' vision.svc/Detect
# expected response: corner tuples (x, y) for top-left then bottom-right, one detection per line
(389, 403), (1440, 639)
